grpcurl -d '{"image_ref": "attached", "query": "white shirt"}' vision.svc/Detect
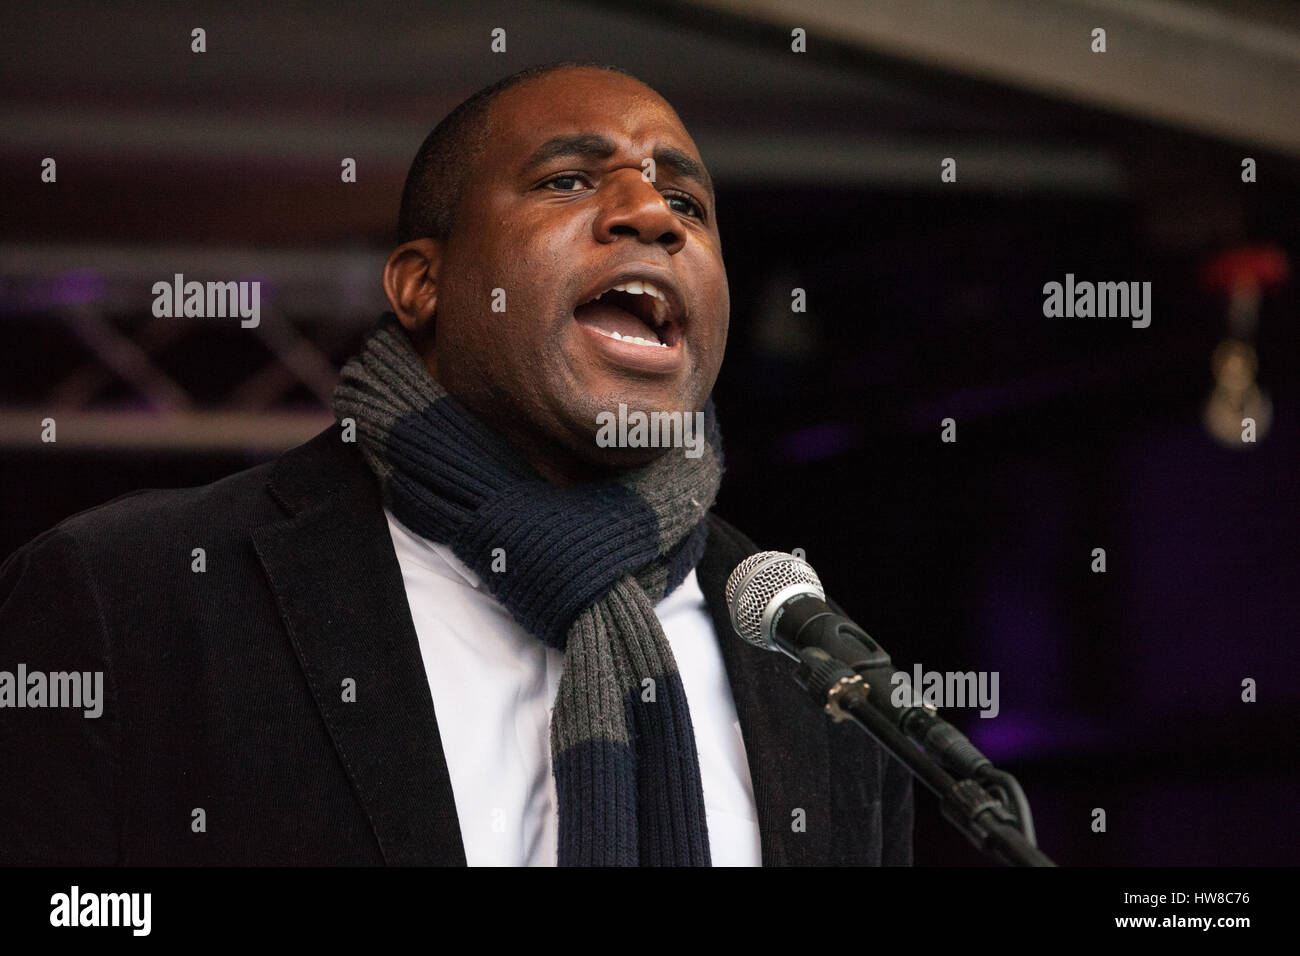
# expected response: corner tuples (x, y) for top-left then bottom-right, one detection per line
(384, 508), (761, 866)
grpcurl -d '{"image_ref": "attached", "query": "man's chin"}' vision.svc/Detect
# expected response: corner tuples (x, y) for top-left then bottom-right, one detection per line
(563, 392), (710, 471)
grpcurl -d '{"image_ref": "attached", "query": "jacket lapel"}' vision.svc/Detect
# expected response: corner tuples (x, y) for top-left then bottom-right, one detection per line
(697, 516), (833, 865)
(251, 425), (466, 865)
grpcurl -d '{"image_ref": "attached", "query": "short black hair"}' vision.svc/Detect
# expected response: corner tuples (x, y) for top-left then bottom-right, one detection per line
(397, 61), (640, 244)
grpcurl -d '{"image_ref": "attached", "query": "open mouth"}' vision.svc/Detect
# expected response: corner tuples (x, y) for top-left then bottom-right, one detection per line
(573, 280), (681, 349)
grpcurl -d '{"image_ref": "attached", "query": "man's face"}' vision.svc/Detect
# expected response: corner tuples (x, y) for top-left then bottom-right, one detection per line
(426, 68), (729, 477)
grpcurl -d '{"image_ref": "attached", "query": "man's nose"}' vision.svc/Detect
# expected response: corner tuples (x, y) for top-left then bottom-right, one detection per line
(593, 169), (687, 253)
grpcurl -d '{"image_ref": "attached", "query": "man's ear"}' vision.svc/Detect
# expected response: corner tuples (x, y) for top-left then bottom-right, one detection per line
(383, 238), (442, 342)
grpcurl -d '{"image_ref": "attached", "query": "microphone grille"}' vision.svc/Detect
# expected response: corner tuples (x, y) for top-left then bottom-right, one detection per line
(725, 551), (824, 646)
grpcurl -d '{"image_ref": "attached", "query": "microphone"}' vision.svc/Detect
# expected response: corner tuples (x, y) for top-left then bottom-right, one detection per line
(726, 550), (1049, 863)
(725, 551), (992, 780)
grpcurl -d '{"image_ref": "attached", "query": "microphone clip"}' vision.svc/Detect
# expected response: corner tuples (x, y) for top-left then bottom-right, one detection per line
(794, 647), (872, 723)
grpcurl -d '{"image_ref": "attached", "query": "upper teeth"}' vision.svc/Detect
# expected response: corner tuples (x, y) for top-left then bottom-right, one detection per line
(612, 280), (665, 302)
(590, 279), (670, 326)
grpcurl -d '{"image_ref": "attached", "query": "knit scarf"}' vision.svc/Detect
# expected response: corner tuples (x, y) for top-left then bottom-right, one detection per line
(333, 312), (723, 866)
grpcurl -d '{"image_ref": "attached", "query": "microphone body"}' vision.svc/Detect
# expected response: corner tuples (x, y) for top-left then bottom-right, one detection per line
(767, 589), (892, 671)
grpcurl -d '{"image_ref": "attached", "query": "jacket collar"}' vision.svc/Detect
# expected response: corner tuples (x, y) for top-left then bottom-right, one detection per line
(252, 425), (832, 865)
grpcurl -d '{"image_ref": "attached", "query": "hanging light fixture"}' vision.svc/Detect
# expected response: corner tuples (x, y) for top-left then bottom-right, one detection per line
(1200, 245), (1288, 448)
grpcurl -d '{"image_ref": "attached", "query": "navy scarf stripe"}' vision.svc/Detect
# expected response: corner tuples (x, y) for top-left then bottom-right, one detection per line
(450, 482), (661, 649)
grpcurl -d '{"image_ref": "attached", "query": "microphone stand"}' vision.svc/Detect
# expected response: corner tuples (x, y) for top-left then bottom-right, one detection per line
(794, 646), (1056, 867)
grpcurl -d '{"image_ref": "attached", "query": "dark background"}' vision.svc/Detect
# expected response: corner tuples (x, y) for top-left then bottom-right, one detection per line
(3, 0), (1298, 865)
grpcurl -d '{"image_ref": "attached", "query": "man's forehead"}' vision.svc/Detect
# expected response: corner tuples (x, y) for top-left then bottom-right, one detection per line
(488, 71), (698, 168)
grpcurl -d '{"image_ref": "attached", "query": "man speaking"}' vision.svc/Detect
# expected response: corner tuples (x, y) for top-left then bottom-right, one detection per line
(0, 62), (912, 866)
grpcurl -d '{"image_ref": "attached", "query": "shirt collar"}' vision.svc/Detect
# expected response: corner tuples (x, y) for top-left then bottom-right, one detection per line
(384, 509), (483, 590)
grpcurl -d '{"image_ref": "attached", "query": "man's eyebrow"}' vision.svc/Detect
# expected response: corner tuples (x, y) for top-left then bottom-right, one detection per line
(520, 133), (617, 175)
(654, 144), (715, 199)
(520, 132), (715, 199)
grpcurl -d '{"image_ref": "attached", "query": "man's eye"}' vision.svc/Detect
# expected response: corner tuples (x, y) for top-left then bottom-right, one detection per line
(664, 192), (705, 219)
(543, 174), (588, 192)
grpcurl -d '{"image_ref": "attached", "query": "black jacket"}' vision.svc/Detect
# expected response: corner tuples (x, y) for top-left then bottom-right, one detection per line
(0, 424), (912, 865)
